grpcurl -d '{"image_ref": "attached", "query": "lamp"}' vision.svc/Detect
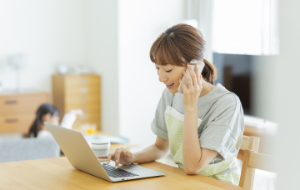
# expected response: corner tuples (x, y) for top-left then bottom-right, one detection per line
(7, 54), (28, 93)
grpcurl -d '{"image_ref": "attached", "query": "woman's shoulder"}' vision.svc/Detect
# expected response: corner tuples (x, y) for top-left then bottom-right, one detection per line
(205, 86), (243, 121)
(218, 93), (239, 106)
(212, 84), (241, 108)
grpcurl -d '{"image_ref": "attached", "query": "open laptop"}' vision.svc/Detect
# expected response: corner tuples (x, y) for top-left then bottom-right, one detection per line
(45, 122), (165, 182)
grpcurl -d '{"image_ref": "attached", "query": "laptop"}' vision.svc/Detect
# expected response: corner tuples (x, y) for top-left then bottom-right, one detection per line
(45, 122), (165, 182)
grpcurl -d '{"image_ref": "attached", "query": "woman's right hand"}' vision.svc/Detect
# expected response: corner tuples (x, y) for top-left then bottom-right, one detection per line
(98, 147), (135, 169)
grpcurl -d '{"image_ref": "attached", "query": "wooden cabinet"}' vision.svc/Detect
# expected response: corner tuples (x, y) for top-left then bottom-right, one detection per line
(52, 75), (101, 131)
(0, 92), (50, 134)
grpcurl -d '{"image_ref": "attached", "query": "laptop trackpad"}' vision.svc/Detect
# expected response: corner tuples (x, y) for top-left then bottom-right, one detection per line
(120, 164), (164, 177)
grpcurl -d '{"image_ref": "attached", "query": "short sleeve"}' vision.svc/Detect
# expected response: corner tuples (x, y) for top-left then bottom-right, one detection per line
(151, 89), (171, 140)
(199, 94), (244, 160)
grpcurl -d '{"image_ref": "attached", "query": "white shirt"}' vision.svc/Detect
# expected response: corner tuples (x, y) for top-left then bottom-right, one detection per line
(35, 112), (77, 138)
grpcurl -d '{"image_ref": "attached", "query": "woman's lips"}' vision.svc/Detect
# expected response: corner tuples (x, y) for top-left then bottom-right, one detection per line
(166, 83), (174, 89)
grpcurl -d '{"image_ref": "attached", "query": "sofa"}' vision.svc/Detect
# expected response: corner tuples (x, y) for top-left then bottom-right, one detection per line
(0, 137), (60, 163)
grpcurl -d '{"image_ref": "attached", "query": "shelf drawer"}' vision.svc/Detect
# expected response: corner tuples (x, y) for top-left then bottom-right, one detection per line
(0, 94), (49, 115)
(65, 86), (100, 96)
(65, 104), (100, 113)
(65, 76), (100, 87)
(65, 95), (100, 105)
(0, 114), (35, 134)
(65, 90), (100, 101)
(76, 112), (100, 121)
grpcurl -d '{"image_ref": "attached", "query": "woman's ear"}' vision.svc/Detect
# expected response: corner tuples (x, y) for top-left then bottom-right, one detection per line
(42, 113), (52, 122)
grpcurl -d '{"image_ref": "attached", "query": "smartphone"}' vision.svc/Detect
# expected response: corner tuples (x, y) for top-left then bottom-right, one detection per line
(177, 59), (205, 94)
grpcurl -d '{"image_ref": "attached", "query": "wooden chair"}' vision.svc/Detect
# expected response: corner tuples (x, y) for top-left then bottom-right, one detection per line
(236, 135), (260, 190)
(239, 149), (275, 190)
(237, 135), (260, 152)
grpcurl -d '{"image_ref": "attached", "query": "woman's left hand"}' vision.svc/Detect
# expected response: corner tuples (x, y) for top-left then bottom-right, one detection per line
(179, 65), (203, 111)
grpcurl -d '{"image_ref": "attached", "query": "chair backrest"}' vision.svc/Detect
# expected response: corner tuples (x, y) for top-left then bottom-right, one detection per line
(236, 135), (260, 151)
(236, 135), (260, 190)
(239, 149), (275, 190)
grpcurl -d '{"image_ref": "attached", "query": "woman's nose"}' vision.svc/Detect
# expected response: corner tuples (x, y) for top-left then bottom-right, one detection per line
(158, 72), (167, 83)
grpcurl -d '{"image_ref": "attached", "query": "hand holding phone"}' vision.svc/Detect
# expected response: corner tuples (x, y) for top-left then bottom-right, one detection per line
(177, 59), (205, 94)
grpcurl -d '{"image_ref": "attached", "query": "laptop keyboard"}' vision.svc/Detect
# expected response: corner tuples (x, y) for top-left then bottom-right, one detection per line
(102, 163), (139, 178)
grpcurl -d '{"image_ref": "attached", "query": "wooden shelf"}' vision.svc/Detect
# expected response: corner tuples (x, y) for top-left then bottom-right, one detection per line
(52, 74), (101, 131)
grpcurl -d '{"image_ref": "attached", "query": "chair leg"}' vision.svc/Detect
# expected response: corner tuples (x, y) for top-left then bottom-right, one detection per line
(239, 149), (251, 189)
(244, 137), (259, 190)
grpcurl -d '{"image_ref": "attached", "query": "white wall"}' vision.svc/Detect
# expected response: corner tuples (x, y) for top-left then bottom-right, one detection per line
(251, 0), (300, 189)
(86, 0), (119, 135)
(118, 0), (184, 149)
(274, 0), (300, 189)
(0, 0), (87, 91)
(0, 0), (186, 139)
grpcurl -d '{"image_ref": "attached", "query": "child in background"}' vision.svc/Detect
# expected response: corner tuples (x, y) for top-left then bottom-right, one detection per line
(27, 103), (83, 138)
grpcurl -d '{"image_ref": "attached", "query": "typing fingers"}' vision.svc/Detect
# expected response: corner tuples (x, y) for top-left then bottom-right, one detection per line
(97, 155), (108, 161)
(97, 155), (108, 158)
(114, 148), (125, 169)
(106, 153), (115, 164)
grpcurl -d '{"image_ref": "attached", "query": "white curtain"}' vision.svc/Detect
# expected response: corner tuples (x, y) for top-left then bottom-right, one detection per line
(185, 0), (214, 62)
(212, 0), (279, 55)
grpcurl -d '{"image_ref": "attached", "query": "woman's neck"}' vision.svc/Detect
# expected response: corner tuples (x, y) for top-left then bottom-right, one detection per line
(199, 80), (215, 97)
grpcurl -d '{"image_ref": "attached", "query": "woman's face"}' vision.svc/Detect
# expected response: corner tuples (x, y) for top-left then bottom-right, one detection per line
(156, 64), (186, 94)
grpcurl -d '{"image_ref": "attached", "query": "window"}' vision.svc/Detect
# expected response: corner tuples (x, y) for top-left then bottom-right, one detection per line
(212, 0), (279, 55)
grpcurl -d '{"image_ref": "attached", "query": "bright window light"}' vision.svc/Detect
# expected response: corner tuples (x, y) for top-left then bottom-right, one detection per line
(212, 0), (279, 55)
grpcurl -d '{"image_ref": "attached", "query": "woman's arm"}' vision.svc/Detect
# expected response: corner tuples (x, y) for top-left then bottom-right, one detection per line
(103, 136), (169, 169)
(133, 136), (169, 163)
(179, 65), (218, 174)
(183, 108), (218, 174)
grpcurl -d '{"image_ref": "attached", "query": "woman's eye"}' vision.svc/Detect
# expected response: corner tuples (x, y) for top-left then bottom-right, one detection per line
(166, 69), (173, 73)
(156, 67), (159, 70)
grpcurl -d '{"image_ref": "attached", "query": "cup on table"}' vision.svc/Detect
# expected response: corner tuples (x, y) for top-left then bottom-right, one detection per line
(91, 139), (110, 161)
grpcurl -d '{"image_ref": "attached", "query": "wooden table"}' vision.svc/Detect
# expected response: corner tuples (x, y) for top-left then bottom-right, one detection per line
(0, 157), (246, 190)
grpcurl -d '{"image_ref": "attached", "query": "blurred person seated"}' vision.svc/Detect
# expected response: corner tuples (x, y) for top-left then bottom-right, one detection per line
(27, 103), (83, 138)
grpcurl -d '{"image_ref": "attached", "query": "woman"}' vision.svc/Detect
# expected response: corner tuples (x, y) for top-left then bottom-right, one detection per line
(27, 103), (82, 138)
(99, 24), (244, 185)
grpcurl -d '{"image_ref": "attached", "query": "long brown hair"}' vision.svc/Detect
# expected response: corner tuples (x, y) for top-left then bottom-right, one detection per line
(150, 24), (217, 84)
